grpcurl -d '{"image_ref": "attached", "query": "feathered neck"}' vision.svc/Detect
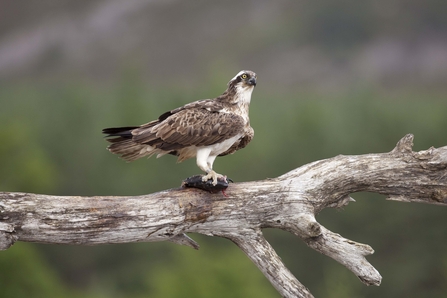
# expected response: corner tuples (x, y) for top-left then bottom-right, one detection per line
(217, 83), (254, 105)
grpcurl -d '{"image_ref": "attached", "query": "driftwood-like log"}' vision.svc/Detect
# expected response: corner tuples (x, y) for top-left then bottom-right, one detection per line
(1, 134), (446, 298)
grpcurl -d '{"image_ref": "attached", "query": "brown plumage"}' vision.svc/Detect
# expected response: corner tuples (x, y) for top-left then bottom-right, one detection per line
(102, 70), (257, 185)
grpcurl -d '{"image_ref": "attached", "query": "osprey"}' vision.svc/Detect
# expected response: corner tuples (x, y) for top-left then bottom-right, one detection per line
(102, 70), (257, 185)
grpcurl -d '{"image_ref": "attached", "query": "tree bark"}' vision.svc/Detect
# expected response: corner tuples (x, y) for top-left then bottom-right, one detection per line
(0, 134), (446, 298)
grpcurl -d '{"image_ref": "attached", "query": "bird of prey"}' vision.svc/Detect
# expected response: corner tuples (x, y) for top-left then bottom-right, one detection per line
(102, 70), (257, 185)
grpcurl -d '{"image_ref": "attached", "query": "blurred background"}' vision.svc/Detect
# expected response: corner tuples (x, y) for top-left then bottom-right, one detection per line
(1, 0), (447, 297)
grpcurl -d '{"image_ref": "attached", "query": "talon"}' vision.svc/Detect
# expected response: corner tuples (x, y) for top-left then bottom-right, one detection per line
(202, 170), (225, 186)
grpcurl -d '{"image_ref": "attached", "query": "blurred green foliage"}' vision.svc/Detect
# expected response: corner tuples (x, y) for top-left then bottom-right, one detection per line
(0, 77), (446, 298)
(0, 242), (93, 298)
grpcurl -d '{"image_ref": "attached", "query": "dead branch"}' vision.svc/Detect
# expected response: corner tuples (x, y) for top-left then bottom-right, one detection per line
(1, 134), (446, 298)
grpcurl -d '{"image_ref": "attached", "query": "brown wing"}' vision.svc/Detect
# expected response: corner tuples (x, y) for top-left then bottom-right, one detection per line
(132, 109), (245, 151)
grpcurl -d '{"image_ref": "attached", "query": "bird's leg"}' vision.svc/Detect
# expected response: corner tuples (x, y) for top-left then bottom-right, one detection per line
(196, 152), (225, 186)
(204, 156), (226, 186)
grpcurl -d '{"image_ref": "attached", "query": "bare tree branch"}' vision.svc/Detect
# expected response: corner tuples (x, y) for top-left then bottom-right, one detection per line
(0, 134), (446, 297)
(229, 230), (313, 298)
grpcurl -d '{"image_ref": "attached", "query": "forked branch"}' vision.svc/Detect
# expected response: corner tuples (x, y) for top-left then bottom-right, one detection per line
(1, 134), (446, 298)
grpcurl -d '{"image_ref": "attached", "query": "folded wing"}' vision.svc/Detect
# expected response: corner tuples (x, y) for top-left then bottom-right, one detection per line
(104, 108), (246, 162)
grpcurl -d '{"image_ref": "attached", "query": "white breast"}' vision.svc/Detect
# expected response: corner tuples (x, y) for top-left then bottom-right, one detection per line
(206, 134), (242, 156)
(236, 85), (254, 105)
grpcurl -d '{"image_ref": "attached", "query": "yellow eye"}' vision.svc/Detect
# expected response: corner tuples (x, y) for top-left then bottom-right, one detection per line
(241, 74), (248, 79)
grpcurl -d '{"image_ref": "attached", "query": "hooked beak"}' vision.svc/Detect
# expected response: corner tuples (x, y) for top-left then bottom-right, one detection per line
(248, 77), (257, 86)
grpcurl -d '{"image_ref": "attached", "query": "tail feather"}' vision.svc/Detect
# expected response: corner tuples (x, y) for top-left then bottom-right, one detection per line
(102, 121), (185, 161)
(107, 139), (158, 162)
(102, 126), (159, 161)
(102, 126), (139, 138)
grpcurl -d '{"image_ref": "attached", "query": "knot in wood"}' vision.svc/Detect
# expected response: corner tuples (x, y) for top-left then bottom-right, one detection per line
(430, 188), (447, 203)
(183, 200), (213, 223)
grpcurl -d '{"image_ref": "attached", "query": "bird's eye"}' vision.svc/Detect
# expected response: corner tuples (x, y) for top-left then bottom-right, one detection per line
(241, 74), (248, 79)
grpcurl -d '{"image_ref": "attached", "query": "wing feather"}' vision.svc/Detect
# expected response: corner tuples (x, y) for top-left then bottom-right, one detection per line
(132, 109), (245, 151)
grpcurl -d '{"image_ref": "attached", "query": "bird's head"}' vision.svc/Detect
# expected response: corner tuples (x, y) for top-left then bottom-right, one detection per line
(220, 70), (257, 105)
(228, 70), (257, 89)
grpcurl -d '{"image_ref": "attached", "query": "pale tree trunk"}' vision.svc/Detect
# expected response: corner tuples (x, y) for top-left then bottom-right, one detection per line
(0, 134), (446, 298)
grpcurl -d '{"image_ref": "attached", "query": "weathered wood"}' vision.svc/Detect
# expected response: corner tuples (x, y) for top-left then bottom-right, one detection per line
(0, 134), (446, 297)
